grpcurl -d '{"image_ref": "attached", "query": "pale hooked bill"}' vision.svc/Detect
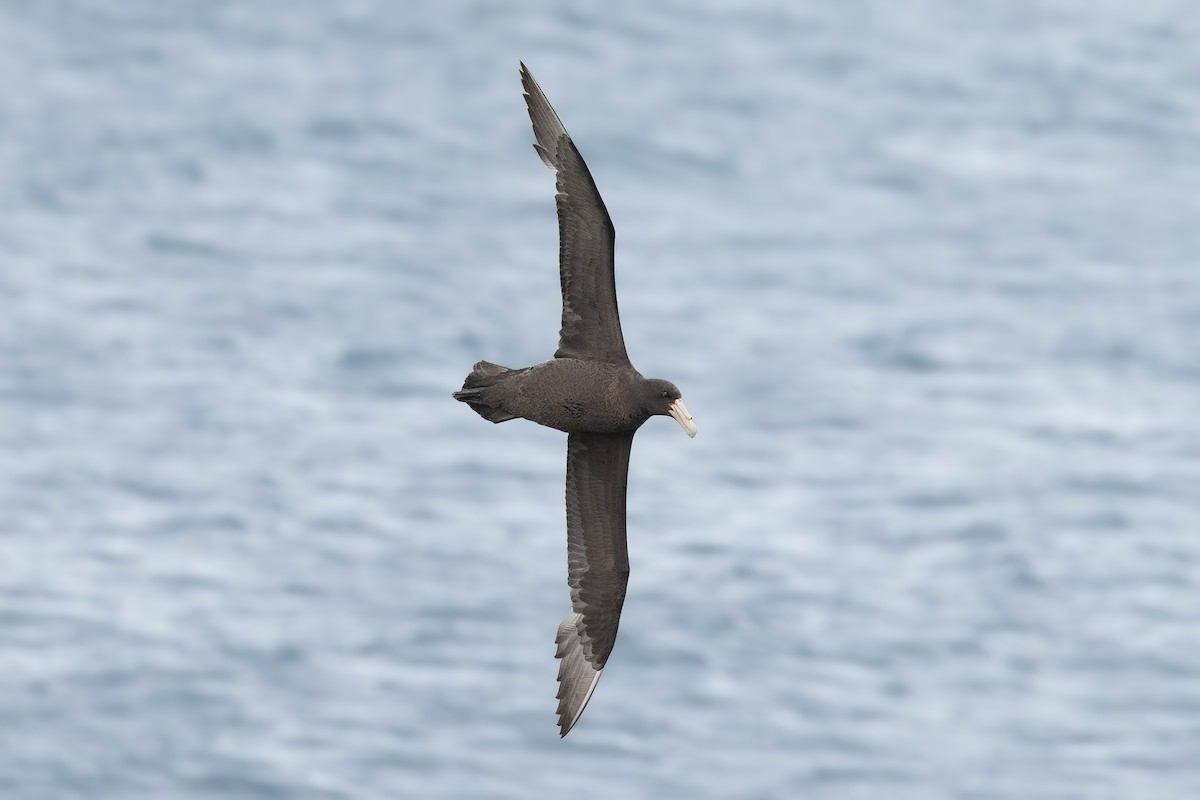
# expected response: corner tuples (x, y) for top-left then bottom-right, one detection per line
(669, 398), (697, 438)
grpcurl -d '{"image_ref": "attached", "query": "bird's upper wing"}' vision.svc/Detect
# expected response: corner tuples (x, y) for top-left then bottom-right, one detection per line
(520, 63), (630, 366)
(555, 431), (634, 736)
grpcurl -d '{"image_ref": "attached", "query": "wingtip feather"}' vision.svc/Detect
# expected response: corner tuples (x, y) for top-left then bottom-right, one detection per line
(519, 62), (570, 172)
(555, 611), (605, 737)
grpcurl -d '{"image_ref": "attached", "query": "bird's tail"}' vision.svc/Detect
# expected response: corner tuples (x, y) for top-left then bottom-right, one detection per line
(452, 360), (518, 423)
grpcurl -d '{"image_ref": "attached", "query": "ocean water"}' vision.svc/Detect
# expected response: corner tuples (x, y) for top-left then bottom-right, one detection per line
(2, 2), (1199, 798)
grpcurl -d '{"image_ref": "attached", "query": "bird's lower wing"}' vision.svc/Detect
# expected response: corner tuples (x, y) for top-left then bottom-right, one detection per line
(556, 432), (634, 736)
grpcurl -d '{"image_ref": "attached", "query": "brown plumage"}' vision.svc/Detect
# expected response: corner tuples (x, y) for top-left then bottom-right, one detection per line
(453, 63), (696, 737)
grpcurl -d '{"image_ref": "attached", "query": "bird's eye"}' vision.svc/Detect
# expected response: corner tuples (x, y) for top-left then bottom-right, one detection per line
(660, 391), (670, 398)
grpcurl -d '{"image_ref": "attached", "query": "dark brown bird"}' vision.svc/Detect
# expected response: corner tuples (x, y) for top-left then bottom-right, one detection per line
(453, 63), (696, 737)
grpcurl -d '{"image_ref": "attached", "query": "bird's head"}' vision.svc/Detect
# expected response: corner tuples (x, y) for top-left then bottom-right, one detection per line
(641, 378), (696, 438)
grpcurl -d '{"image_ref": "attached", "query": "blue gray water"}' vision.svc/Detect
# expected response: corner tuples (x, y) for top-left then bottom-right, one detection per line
(2, 2), (1199, 798)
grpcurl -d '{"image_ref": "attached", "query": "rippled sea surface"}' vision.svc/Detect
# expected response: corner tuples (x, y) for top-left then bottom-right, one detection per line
(3, 2), (1199, 798)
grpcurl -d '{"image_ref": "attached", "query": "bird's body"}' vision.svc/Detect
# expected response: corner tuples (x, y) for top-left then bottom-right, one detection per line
(453, 63), (695, 737)
(457, 358), (659, 434)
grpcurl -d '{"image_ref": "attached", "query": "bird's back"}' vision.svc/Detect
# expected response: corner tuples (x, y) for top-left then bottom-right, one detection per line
(487, 359), (648, 434)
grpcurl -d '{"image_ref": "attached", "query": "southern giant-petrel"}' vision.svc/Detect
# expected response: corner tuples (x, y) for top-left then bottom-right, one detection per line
(454, 63), (696, 737)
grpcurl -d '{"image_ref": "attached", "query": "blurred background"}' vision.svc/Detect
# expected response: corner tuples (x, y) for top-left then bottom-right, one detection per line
(2, 1), (1199, 798)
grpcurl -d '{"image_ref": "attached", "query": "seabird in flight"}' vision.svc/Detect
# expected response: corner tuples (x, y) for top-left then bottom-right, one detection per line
(454, 63), (696, 736)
